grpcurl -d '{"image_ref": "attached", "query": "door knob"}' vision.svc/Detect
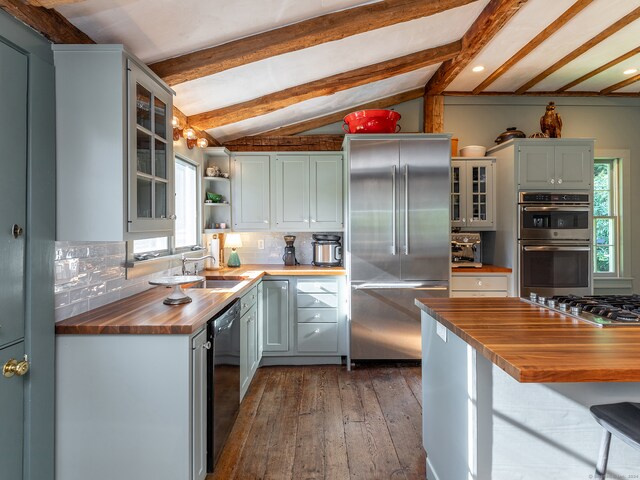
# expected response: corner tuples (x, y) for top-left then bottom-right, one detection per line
(3, 356), (29, 378)
(12, 224), (24, 238)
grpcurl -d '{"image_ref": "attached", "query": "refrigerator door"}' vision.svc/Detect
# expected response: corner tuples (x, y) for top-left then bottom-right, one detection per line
(350, 282), (448, 360)
(399, 138), (450, 281)
(349, 139), (400, 282)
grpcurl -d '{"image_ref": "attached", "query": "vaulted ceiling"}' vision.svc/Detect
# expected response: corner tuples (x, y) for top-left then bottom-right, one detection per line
(3, 0), (640, 144)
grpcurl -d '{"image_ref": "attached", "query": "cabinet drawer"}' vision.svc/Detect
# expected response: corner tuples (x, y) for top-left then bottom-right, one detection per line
(451, 275), (508, 291)
(297, 308), (338, 324)
(297, 323), (339, 353)
(450, 290), (508, 298)
(240, 285), (258, 316)
(296, 279), (338, 294)
(297, 293), (337, 309)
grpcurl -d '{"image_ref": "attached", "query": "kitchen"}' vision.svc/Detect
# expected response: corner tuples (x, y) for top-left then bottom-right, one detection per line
(3, 2), (640, 478)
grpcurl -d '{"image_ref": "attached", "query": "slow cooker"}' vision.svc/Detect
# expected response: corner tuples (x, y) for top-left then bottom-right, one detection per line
(312, 234), (342, 267)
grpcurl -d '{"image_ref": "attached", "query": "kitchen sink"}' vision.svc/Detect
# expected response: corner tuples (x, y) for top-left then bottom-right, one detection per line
(189, 277), (247, 290)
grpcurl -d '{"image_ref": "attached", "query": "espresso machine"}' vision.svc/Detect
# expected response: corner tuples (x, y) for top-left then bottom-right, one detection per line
(282, 235), (300, 266)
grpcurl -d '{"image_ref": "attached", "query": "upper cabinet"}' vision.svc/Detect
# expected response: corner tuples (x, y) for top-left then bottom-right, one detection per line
(451, 157), (496, 230)
(232, 154), (271, 231)
(54, 45), (175, 241)
(518, 142), (592, 190)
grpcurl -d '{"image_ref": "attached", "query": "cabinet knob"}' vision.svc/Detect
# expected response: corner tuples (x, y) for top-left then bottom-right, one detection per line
(314, 299), (320, 303)
(203, 341), (212, 350)
(469, 218), (474, 222)
(550, 178), (555, 184)
(12, 224), (24, 238)
(557, 178), (563, 184)
(311, 219), (317, 223)
(477, 280), (483, 286)
(281, 286), (287, 290)
(303, 219), (309, 223)
(3, 356), (29, 378)
(462, 218), (466, 223)
(314, 314), (321, 319)
(313, 329), (320, 334)
(263, 220), (269, 224)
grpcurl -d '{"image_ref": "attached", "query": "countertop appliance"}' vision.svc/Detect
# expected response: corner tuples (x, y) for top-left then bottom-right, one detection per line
(282, 235), (300, 266)
(518, 192), (592, 297)
(207, 298), (240, 471)
(345, 135), (450, 361)
(524, 293), (640, 327)
(312, 234), (342, 266)
(451, 232), (481, 268)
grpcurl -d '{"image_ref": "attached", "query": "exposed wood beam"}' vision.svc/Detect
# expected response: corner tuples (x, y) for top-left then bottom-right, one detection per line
(188, 41), (460, 131)
(425, 0), (527, 94)
(149, 0), (478, 86)
(224, 135), (344, 152)
(444, 90), (638, 97)
(600, 73), (640, 95)
(516, 7), (640, 94)
(172, 106), (221, 147)
(0, 0), (94, 43)
(557, 46), (640, 92)
(424, 94), (444, 133)
(473, 0), (593, 94)
(26, 0), (85, 7)
(259, 88), (424, 136)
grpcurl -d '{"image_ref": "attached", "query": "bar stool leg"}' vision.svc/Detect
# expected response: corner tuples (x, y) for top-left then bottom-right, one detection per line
(595, 429), (612, 479)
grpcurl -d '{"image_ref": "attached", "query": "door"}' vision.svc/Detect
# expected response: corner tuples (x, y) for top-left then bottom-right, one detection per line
(450, 161), (467, 228)
(400, 139), (450, 282)
(233, 155), (271, 230)
(348, 139), (400, 282)
(272, 154), (309, 230)
(0, 39), (27, 480)
(518, 145), (555, 189)
(262, 280), (289, 352)
(555, 145), (592, 189)
(310, 154), (343, 230)
(191, 329), (208, 480)
(466, 160), (494, 229)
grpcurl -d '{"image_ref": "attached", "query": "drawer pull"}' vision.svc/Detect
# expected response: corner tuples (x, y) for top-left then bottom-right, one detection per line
(477, 281), (482, 286)
(314, 299), (320, 303)
(313, 329), (320, 334)
(314, 314), (320, 319)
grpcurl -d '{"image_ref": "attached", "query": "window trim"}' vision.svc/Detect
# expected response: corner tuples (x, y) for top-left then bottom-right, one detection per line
(174, 154), (202, 253)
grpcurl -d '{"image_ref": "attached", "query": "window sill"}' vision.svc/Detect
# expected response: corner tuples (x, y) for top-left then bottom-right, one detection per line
(593, 276), (634, 294)
(125, 249), (207, 280)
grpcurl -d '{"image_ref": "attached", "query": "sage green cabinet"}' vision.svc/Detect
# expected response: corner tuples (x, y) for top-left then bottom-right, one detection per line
(451, 158), (495, 230)
(0, 342), (25, 480)
(240, 284), (260, 401)
(54, 45), (175, 241)
(191, 328), (208, 480)
(271, 153), (343, 231)
(232, 155), (271, 230)
(518, 143), (592, 190)
(262, 280), (290, 352)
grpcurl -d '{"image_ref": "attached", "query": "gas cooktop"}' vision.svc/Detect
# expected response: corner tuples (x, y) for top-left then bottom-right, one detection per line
(523, 293), (640, 327)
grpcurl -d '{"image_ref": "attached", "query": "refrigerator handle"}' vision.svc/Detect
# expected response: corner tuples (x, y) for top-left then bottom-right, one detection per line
(391, 165), (397, 255)
(404, 164), (409, 255)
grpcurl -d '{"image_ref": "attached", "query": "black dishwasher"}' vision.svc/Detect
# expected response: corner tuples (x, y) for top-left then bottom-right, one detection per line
(207, 298), (241, 471)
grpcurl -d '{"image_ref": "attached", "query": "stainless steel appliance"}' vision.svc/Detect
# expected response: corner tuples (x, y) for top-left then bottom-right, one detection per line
(282, 235), (299, 266)
(207, 299), (240, 471)
(524, 293), (640, 327)
(346, 135), (450, 360)
(451, 232), (481, 268)
(518, 192), (592, 297)
(312, 234), (342, 267)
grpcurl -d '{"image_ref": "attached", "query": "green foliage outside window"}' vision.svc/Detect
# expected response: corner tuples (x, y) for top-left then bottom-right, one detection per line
(593, 161), (615, 273)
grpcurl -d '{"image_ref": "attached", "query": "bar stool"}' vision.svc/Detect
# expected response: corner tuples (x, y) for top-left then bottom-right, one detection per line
(589, 402), (640, 479)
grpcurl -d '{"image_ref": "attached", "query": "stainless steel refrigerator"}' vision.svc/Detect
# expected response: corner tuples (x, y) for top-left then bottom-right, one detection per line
(345, 134), (450, 360)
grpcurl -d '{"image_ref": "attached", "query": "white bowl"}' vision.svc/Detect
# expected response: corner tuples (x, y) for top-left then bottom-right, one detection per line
(459, 145), (486, 157)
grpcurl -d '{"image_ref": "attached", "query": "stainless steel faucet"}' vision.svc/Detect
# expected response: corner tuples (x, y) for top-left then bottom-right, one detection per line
(181, 254), (215, 275)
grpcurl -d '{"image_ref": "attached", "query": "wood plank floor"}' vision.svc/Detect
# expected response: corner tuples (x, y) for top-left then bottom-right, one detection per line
(209, 364), (425, 480)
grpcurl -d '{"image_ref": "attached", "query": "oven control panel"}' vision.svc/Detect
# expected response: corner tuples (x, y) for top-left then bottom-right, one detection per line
(519, 192), (590, 203)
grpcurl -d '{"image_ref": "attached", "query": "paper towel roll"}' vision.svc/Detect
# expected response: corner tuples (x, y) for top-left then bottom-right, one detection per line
(208, 238), (220, 269)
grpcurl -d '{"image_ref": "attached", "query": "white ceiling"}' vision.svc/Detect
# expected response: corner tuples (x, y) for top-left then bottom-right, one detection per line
(56, 0), (640, 141)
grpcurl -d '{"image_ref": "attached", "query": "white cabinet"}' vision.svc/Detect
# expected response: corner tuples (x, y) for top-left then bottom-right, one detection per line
(232, 154), (271, 231)
(240, 284), (260, 401)
(191, 328), (209, 480)
(451, 157), (495, 230)
(518, 143), (592, 190)
(54, 45), (175, 241)
(262, 280), (290, 352)
(451, 272), (511, 297)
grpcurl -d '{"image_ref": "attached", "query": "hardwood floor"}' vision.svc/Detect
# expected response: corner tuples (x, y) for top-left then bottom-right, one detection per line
(209, 364), (425, 480)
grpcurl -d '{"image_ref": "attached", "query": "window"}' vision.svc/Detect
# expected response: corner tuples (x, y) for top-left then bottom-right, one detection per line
(593, 159), (619, 275)
(174, 157), (199, 248)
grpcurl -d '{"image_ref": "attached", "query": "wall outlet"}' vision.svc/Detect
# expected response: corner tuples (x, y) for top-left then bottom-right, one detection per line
(257, 239), (264, 250)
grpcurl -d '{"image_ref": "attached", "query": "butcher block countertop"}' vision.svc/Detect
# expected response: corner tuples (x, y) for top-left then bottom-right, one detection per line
(416, 297), (640, 383)
(55, 264), (345, 335)
(451, 264), (512, 274)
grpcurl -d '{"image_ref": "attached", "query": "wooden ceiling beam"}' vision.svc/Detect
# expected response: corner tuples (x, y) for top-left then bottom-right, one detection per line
(0, 0), (94, 43)
(259, 88), (423, 136)
(444, 90), (638, 97)
(473, 0), (593, 94)
(557, 46), (640, 92)
(26, 0), (85, 7)
(424, 94), (444, 133)
(172, 106), (220, 147)
(425, 0), (527, 95)
(515, 7), (640, 94)
(599, 73), (640, 95)
(224, 135), (344, 152)
(149, 0), (478, 86)
(188, 41), (461, 131)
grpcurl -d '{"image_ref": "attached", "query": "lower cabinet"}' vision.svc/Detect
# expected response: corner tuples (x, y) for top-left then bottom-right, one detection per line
(451, 273), (512, 297)
(240, 284), (260, 401)
(262, 279), (290, 352)
(192, 328), (209, 480)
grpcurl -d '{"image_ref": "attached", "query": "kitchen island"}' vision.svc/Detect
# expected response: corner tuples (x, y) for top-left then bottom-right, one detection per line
(417, 297), (640, 480)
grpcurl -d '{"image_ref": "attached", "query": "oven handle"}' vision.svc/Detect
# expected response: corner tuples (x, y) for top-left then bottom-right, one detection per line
(522, 245), (591, 252)
(521, 206), (590, 212)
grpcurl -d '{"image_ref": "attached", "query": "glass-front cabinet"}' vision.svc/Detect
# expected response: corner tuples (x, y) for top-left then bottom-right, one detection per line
(451, 157), (495, 230)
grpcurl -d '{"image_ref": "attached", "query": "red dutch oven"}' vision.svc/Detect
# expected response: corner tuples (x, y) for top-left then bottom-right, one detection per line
(343, 109), (401, 134)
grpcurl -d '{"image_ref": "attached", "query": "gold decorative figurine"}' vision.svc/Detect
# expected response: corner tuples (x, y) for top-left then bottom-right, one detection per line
(540, 101), (562, 138)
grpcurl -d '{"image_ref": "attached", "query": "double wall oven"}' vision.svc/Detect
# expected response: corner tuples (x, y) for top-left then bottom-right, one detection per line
(518, 192), (592, 297)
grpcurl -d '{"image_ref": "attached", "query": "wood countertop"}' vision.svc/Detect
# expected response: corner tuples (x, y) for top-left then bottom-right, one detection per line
(416, 297), (640, 383)
(451, 264), (512, 273)
(55, 264), (346, 335)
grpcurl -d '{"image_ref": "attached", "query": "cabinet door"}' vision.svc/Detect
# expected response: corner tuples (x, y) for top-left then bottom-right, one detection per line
(310, 154), (343, 230)
(451, 162), (467, 228)
(518, 145), (555, 189)
(0, 342), (25, 480)
(248, 305), (258, 377)
(191, 329), (208, 480)
(127, 60), (174, 234)
(262, 280), (289, 352)
(233, 155), (271, 230)
(272, 154), (310, 230)
(555, 145), (592, 189)
(240, 310), (250, 399)
(257, 282), (263, 363)
(466, 161), (494, 229)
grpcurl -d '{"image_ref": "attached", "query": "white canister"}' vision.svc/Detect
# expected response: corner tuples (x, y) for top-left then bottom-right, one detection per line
(208, 238), (220, 269)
